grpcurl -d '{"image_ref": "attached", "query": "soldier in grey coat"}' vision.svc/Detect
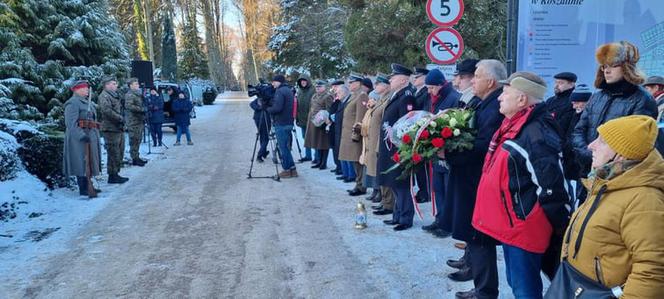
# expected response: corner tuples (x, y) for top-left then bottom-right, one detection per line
(125, 78), (147, 166)
(63, 80), (101, 196)
(98, 76), (129, 184)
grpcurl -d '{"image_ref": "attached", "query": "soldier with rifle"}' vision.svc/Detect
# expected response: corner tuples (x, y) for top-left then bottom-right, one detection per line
(63, 80), (101, 197)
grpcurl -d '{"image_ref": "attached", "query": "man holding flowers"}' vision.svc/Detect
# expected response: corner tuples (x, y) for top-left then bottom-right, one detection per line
(419, 69), (461, 239)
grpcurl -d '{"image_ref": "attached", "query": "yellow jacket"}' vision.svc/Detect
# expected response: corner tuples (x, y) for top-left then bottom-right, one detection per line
(563, 150), (664, 298)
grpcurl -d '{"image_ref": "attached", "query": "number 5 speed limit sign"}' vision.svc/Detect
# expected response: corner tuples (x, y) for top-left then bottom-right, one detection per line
(426, 0), (464, 27)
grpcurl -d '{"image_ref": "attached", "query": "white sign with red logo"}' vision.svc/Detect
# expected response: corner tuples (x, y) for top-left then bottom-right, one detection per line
(426, 0), (464, 27)
(425, 27), (464, 65)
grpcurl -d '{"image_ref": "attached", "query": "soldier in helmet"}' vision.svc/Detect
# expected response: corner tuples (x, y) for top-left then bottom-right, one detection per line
(63, 80), (102, 197)
(125, 78), (147, 166)
(98, 76), (129, 184)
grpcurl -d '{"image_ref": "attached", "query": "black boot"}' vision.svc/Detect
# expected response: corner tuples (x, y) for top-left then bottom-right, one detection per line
(132, 158), (146, 166)
(318, 150), (329, 170)
(365, 189), (379, 201)
(372, 191), (382, 203)
(108, 174), (129, 184)
(77, 176), (88, 196)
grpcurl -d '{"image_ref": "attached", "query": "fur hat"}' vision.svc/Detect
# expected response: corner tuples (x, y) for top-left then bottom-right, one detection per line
(594, 41), (645, 88)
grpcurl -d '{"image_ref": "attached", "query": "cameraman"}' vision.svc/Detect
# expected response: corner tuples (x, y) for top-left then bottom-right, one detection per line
(267, 75), (298, 179)
(249, 82), (274, 162)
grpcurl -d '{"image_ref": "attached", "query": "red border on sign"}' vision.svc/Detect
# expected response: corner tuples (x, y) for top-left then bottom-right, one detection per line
(426, 0), (465, 27)
(425, 27), (464, 65)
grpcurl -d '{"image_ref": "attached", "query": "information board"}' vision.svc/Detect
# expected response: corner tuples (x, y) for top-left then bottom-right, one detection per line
(516, 0), (664, 95)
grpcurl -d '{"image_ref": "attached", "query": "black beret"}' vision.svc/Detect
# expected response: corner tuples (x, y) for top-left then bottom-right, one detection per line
(361, 78), (373, 90)
(554, 72), (577, 82)
(272, 74), (286, 83)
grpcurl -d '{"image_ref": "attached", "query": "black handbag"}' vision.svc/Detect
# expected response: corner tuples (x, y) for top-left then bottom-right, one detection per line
(544, 186), (622, 299)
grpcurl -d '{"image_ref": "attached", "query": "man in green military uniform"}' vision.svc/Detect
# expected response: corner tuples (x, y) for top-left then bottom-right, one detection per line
(125, 78), (147, 166)
(296, 75), (315, 162)
(98, 76), (129, 184)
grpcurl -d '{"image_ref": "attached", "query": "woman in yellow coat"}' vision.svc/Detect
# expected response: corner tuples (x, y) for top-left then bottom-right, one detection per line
(560, 115), (664, 298)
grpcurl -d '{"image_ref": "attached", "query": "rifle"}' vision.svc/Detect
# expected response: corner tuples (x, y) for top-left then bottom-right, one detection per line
(84, 89), (98, 198)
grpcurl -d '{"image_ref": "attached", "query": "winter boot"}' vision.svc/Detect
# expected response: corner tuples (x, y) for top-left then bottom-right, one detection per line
(132, 159), (146, 166)
(187, 141), (194, 145)
(108, 174), (129, 184)
(77, 176), (88, 196)
(318, 150), (329, 170)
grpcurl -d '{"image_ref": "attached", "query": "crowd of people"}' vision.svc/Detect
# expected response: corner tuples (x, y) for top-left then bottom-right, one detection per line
(62, 76), (194, 196)
(261, 40), (664, 298)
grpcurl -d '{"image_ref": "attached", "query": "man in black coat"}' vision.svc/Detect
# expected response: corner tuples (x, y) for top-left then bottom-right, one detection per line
(377, 63), (416, 231)
(419, 69), (461, 239)
(329, 80), (352, 178)
(444, 59), (506, 299)
(546, 72), (577, 136)
(571, 41), (657, 182)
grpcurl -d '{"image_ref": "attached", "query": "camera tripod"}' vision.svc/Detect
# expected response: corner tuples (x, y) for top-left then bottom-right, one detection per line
(248, 110), (281, 181)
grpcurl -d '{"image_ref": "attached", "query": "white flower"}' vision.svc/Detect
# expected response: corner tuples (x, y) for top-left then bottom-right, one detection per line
(453, 129), (461, 136)
(449, 118), (458, 128)
(429, 121), (437, 128)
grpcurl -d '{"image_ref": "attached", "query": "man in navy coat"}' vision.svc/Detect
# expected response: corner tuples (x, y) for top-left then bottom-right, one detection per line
(419, 69), (461, 239)
(377, 63), (417, 231)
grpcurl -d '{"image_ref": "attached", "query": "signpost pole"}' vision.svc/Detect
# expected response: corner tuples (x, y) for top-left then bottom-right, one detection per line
(506, 0), (519, 74)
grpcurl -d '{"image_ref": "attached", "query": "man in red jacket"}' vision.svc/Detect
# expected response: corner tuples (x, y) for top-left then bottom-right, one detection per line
(472, 72), (570, 299)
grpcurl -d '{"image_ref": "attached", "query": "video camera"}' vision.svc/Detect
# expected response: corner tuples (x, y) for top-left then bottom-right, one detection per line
(247, 79), (275, 105)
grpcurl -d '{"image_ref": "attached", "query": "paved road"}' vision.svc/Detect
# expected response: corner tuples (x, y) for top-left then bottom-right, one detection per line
(5, 93), (516, 299)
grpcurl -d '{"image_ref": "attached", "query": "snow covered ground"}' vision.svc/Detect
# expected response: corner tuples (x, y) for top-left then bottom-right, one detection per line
(0, 92), (549, 298)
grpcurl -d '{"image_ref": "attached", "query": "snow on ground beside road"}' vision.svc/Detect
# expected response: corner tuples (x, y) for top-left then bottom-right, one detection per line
(0, 95), (226, 291)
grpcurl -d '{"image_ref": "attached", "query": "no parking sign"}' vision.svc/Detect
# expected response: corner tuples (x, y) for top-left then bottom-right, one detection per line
(425, 27), (464, 65)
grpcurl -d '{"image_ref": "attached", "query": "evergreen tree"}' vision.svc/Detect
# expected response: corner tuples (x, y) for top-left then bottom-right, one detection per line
(178, 15), (209, 79)
(269, 0), (353, 78)
(161, 15), (177, 81)
(0, 0), (130, 119)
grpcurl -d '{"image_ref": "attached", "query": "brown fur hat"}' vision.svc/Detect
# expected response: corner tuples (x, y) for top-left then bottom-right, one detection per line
(594, 41), (645, 88)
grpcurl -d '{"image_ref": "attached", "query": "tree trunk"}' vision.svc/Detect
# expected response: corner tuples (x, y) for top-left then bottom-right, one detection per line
(200, 0), (225, 87)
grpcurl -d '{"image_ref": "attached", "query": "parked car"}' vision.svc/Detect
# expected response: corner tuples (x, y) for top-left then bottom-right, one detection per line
(153, 80), (196, 131)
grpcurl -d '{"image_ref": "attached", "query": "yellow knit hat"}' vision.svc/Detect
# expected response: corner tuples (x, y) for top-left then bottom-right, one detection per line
(597, 115), (658, 160)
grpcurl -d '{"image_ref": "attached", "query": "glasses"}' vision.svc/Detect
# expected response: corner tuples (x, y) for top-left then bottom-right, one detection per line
(600, 64), (622, 71)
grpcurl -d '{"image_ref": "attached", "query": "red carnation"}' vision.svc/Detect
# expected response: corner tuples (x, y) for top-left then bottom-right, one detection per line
(412, 153), (423, 164)
(392, 152), (400, 163)
(441, 127), (453, 139)
(419, 130), (430, 140)
(431, 137), (445, 148)
(402, 134), (412, 144)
